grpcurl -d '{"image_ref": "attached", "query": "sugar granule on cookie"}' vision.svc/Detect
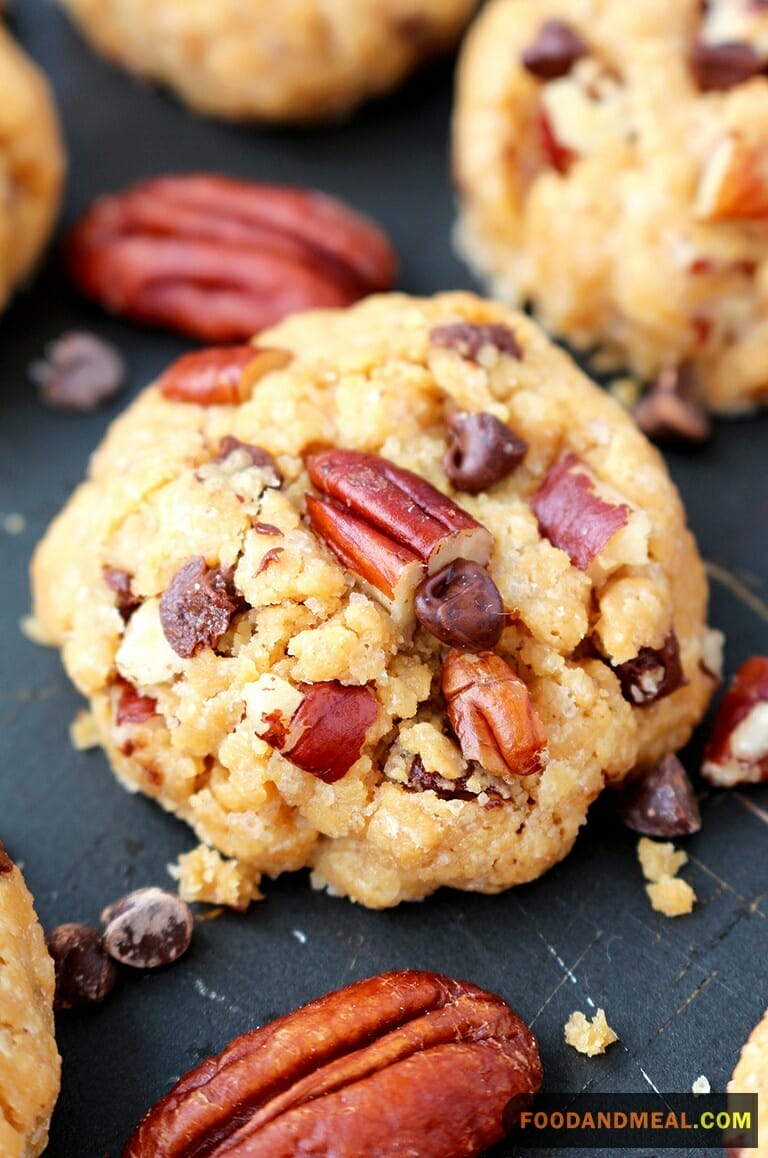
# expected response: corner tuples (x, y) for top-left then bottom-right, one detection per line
(564, 1008), (618, 1056)
(637, 836), (697, 916)
(31, 292), (718, 908)
(170, 845), (263, 911)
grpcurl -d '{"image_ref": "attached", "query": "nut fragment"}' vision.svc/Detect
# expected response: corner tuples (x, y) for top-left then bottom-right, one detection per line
(443, 411), (528, 493)
(536, 107), (578, 174)
(414, 559), (505, 651)
(64, 175), (397, 341)
(617, 754), (702, 837)
(158, 345), (291, 405)
(47, 923), (118, 1010)
(158, 557), (244, 658)
(0, 841), (14, 874)
(612, 632), (686, 706)
(442, 651), (547, 780)
(690, 40), (763, 91)
(429, 321), (522, 362)
(123, 969), (542, 1158)
(702, 656), (768, 786)
(101, 887), (193, 969)
(522, 19), (589, 80)
(31, 330), (126, 411)
(531, 453), (631, 571)
(633, 365), (711, 443)
(695, 133), (768, 222)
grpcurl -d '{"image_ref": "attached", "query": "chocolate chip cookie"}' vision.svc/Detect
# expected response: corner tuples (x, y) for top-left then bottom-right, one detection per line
(0, 843), (61, 1157)
(31, 292), (718, 908)
(0, 24), (65, 315)
(55, 0), (479, 123)
(454, 0), (768, 413)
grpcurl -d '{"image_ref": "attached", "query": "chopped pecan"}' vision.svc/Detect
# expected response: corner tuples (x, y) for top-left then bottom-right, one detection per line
(612, 633), (686, 706)
(159, 557), (244, 658)
(0, 842), (13, 874)
(414, 559), (505, 651)
(531, 453), (631, 570)
(64, 175), (397, 341)
(695, 133), (768, 221)
(429, 322), (522, 361)
(702, 656), (768, 786)
(443, 410), (528, 493)
(537, 107), (578, 174)
(116, 681), (158, 725)
(618, 754), (702, 837)
(522, 19), (589, 80)
(690, 41), (763, 91)
(158, 345), (292, 405)
(633, 366), (711, 443)
(123, 969), (542, 1158)
(442, 651), (547, 780)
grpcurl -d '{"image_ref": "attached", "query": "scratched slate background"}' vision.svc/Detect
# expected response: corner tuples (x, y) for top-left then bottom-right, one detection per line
(1, 2), (767, 1155)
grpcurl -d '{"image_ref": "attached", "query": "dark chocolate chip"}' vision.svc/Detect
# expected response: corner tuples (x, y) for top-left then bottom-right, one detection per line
(633, 365), (711, 443)
(406, 755), (476, 801)
(613, 632), (687, 706)
(115, 680), (158, 725)
(159, 557), (244, 658)
(103, 566), (141, 619)
(690, 40), (763, 91)
(31, 332), (125, 411)
(0, 842), (14, 874)
(522, 19), (589, 80)
(429, 322), (522, 362)
(618, 753), (702, 837)
(415, 559), (505, 650)
(443, 411), (528, 493)
(215, 436), (282, 485)
(101, 887), (193, 969)
(47, 923), (118, 1010)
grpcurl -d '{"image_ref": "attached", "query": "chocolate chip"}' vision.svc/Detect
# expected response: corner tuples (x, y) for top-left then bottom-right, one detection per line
(690, 40), (763, 91)
(618, 753), (702, 837)
(443, 411), (528, 493)
(115, 680), (158, 725)
(101, 887), (193, 969)
(0, 842), (14, 874)
(429, 322), (522, 362)
(613, 632), (687, 706)
(633, 366), (711, 443)
(215, 436), (282, 485)
(415, 559), (505, 650)
(47, 923), (119, 1010)
(522, 19), (589, 80)
(159, 557), (244, 658)
(406, 756), (476, 801)
(31, 331), (125, 411)
(103, 566), (141, 619)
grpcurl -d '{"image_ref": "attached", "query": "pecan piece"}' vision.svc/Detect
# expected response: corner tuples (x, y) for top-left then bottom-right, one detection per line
(702, 656), (768, 786)
(618, 754), (702, 837)
(0, 842), (13, 874)
(443, 410), (528, 493)
(531, 453), (633, 571)
(522, 19), (589, 80)
(123, 969), (542, 1158)
(695, 133), (768, 222)
(414, 559), (505, 651)
(536, 106), (578, 174)
(612, 633), (686, 706)
(158, 345), (292, 405)
(246, 675), (378, 783)
(442, 651), (547, 780)
(159, 557), (244, 658)
(64, 175), (397, 341)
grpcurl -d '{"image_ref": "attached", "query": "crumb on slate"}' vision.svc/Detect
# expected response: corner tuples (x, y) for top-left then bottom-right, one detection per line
(169, 844), (263, 911)
(70, 709), (101, 751)
(637, 836), (696, 916)
(692, 1074), (710, 1095)
(564, 1008), (619, 1056)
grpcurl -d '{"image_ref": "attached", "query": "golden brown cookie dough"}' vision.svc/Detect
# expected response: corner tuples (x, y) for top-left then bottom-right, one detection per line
(0, 24), (64, 315)
(0, 843), (61, 1158)
(729, 1008), (768, 1156)
(454, 0), (768, 413)
(56, 0), (479, 123)
(31, 292), (717, 908)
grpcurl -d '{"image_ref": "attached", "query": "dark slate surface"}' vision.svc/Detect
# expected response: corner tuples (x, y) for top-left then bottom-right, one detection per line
(1, 2), (767, 1155)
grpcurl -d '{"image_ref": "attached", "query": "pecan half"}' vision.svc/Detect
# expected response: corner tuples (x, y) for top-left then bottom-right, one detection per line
(702, 656), (768, 786)
(443, 410), (528, 493)
(65, 175), (397, 341)
(123, 969), (542, 1158)
(0, 842), (13, 874)
(612, 633), (686, 706)
(115, 680), (158, 725)
(531, 453), (632, 571)
(522, 19), (589, 80)
(618, 754), (702, 837)
(158, 345), (292, 405)
(442, 651), (547, 780)
(306, 449), (494, 623)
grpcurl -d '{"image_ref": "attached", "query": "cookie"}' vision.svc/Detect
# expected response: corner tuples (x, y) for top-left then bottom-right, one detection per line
(0, 842), (61, 1158)
(454, 0), (768, 413)
(55, 0), (479, 123)
(31, 292), (718, 908)
(0, 24), (65, 315)
(728, 1008), (768, 1156)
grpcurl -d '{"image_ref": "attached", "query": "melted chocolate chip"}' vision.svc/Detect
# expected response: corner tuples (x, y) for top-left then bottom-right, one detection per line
(215, 436), (282, 485)
(633, 365), (711, 443)
(415, 559), (505, 650)
(101, 887), (193, 969)
(429, 322), (522, 362)
(103, 566), (141, 619)
(522, 19), (589, 80)
(443, 411), (528, 493)
(618, 753), (702, 837)
(159, 557), (244, 658)
(31, 331), (126, 411)
(47, 923), (119, 1010)
(0, 842), (13, 874)
(613, 632), (687, 706)
(690, 40), (763, 91)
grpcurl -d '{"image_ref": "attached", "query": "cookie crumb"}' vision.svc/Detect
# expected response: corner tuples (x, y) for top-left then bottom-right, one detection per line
(564, 1008), (618, 1056)
(608, 377), (642, 411)
(20, 614), (55, 646)
(637, 836), (697, 916)
(2, 513), (26, 535)
(69, 709), (101, 751)
(169, 845), (263, 911)
(692, 1074), (710, 1095)
(646, 876), (696, 917)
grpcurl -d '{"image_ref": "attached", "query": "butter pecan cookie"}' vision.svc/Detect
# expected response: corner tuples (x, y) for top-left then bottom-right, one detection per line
(0, 23), (64, 315)
(454, 0), (768, 413)
(729, 1008), (768, 1157)
(0, 842), (61, 1158)
(55, 0), (479, 123)
(31, 292), (718, 908)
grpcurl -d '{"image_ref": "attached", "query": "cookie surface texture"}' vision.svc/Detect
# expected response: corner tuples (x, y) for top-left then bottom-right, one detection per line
(729, 1008), (768, 1156)
(31, 292), (716, 908)
(55, 0), (478, 122)
(0, 24), (64, 314)
(454, 0), (768, 413)
(0, 844), (61, 1158)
